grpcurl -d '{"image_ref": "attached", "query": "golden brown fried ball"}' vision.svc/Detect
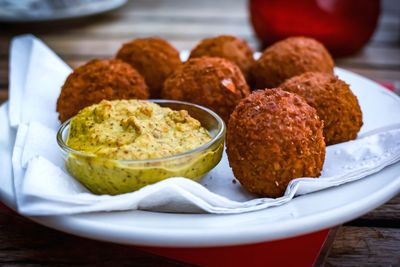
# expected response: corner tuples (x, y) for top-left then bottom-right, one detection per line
(116, 37), (181, 98)
(250, 37), (334, 89)
(162, 56), (251, 123)
(227, 89), (325, 198)
(189, 35), (255, 80)
(280, 72), (363, 145)
(57, 59), (149, 122)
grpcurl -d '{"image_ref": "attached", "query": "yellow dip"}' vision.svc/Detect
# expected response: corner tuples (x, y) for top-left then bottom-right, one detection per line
(67, 99), (212, 160)
(65, 99), (223, 195)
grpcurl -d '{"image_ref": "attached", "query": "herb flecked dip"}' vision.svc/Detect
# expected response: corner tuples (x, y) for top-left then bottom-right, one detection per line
(67, 99), (212, 160)
(64, 99), (223, 195)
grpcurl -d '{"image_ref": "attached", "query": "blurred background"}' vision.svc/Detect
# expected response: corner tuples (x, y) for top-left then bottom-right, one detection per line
(0, 0), (398, 82)
(0, 0), (399, 129)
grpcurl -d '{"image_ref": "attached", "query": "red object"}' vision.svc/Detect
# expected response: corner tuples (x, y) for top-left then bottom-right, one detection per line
(249, 0), (381, 57)
(0, 202), (329, 267)
(140, 229), (330, 267)
(377, 81), (396, 91)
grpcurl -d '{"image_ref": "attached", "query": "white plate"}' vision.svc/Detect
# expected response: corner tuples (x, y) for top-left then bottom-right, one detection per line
(0, 0), (127, 22)
(1, 68), (400, 247)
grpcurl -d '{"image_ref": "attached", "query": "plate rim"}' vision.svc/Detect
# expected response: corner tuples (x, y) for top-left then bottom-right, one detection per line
(1, 67), (400, 247)
(27, 175), (400, 247)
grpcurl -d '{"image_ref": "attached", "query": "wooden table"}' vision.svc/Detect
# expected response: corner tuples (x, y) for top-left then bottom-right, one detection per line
(0, 0), (399, 266)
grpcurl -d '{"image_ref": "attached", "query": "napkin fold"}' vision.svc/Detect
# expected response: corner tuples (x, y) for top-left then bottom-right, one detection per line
(12, 121), (400, 215)
(8, 35), (400, 215)
(9, 34), (71, 129)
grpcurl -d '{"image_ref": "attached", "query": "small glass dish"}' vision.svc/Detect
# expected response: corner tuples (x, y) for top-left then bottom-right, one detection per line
(57, 100), (225, 195)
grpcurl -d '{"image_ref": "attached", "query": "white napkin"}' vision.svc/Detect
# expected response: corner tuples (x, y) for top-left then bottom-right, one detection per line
(9, 35), (400, 215)
(9, 34), (71, 128)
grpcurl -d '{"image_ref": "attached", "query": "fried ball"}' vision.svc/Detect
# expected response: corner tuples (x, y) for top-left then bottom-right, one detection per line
(250, 37), (334, 89)
(116, 37), (181, 98)
(227, 89), (325, 198)
(189, 35), (255, 80)
(57, 59), (149, 122)
(162, 56), (251, 123)
(280, 72), (363, 145)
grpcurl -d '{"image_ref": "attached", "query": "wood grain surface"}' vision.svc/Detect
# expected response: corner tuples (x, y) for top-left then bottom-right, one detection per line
(0, 0), (399, 266)
(0, 206), (186, 267)
(325, 227), (400, 267)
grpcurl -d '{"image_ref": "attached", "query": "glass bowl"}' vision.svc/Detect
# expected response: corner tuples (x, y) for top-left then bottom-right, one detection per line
(57, 100), (225, 195)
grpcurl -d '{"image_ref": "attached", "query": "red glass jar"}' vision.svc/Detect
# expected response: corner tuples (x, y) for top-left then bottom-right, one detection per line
(249, 0), (381, 57)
